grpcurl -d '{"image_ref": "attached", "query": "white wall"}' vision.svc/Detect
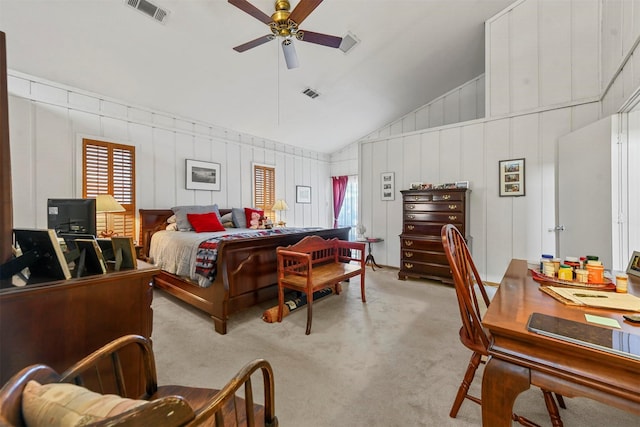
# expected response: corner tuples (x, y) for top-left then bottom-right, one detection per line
(354, 0), (640, 282)
(486, 0), (601, 117)
(330, 142), (358, 177)
(360, 75), (486, 141)
(8, 71), (334, 238)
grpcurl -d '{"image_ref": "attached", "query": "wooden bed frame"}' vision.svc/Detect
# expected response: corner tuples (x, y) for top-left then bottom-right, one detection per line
(139, 209), (350, 334)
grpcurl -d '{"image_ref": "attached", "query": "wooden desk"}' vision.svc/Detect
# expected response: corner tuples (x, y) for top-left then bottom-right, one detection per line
(482, 259), (640, 426)
(0, 261), (158, 395)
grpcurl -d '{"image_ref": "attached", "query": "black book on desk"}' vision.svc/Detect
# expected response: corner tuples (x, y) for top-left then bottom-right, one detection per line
(527, 312), (640, 361)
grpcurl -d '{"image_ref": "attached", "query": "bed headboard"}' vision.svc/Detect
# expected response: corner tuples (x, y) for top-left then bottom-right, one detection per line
(138, 208), (233, 260)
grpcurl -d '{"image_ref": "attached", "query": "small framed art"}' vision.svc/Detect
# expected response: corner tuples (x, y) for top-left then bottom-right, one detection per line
(499, 158), (525, 197)
(186, 159), (221, 191)
(381, 172), (395, 201)
(111, 237), (137, 271)
(296, 185), (311, 204)
(626, 251), (640, 278)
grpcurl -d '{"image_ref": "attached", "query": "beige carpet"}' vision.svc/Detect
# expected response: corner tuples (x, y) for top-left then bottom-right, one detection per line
(151, 267), (639, 426)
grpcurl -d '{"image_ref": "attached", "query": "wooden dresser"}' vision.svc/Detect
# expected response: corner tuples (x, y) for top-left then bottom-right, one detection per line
(398, 188), (471, 284)
(0, 262), (158, 394)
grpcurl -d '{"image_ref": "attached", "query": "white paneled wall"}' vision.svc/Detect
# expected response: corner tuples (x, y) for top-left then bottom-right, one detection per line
(601, 0), (640, 114)
(8, 71), (333, 238)
(486, 0), (601, 117)
(360, 75), (486, 141)
(330, 142), (358, 177)
(359, 104), (598, 283)
(354, 0), (640, 283)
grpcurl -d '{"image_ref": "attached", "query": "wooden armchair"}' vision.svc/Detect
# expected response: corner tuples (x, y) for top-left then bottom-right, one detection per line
(0, 335), (277, 427)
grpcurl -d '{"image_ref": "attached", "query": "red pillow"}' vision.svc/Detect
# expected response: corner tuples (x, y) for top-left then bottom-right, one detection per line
(244, 208), (264, 228)
(187, 212), (225, 233)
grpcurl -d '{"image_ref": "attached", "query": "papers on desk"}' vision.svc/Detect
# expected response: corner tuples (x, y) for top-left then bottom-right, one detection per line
(542, 286), (640, 311)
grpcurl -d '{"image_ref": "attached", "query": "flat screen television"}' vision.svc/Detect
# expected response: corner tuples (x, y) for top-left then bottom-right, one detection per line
(47, 198), (97, 237)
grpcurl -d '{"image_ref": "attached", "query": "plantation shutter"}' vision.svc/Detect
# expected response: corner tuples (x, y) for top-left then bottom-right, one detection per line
(83, 139), (136, 237)
(254, 165), (275, 221)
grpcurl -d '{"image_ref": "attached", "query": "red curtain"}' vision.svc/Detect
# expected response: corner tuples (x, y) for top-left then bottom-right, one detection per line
(332, 176), (349, 228)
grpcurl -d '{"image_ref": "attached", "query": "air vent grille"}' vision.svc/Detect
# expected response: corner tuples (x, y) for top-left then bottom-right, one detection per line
(125, 0), (169, 24)
(303, 88), (320, 99)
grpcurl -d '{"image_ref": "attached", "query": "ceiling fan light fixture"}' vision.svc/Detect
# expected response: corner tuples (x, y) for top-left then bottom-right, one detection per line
(282, 39), (299, 69)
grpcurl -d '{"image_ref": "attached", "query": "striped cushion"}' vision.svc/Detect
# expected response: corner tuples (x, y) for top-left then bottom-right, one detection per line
(22, 380), (147, 427)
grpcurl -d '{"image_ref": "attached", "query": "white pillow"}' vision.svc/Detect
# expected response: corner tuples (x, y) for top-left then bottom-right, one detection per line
(167, 214), (177, 224)
(166, 223), (178, 231)
(171, 204), (220, 231)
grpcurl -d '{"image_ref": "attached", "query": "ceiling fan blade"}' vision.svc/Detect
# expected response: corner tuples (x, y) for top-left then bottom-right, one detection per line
(233, 35), (273, 52)
(289, 0), (323, 25)
(299, 30), (342, 48)
(228, 0), (272, 25)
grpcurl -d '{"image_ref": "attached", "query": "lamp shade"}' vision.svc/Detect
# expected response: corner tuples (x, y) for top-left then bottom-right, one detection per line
(96, 194), (125, 213)
(272, 199), (289, 211)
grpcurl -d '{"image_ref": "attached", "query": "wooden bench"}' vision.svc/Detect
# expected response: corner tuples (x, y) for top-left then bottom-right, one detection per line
(276, 236), (366, 334)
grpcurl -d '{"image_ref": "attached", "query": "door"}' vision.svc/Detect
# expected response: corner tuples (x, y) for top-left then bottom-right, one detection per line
(557, 116), (615, 269)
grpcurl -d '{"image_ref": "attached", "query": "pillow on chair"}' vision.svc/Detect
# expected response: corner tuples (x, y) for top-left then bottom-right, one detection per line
(22, 380), (147, 427)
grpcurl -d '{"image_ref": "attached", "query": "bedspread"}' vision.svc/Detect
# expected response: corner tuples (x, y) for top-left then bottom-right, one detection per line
(150, 227), (322, 287)
(195, 228), (321, 281)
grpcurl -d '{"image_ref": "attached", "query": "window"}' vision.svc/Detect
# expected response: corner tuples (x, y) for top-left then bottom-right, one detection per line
(253, 164), (275, 221)
(83, 139), (136, 237)
(337, 175), (358, 240)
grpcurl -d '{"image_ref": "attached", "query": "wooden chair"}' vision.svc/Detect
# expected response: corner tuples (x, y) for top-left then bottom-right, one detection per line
(441, 224), (565, 427)
(0, 334), (278, 427)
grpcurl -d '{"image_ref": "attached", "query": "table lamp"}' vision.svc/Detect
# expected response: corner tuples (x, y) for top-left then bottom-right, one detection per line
(96, 194), (125, 238)
(272, 199), (289, 227)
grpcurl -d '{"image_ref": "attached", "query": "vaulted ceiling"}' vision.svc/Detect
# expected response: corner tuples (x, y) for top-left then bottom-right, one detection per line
(0, 0), (514, 153)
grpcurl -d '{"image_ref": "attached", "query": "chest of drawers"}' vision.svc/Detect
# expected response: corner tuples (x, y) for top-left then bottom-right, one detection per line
(398, 188), (471, 283)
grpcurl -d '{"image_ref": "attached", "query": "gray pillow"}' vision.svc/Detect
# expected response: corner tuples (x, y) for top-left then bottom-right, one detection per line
(231, 207), (246, 228)
(171, 204), (220, 231)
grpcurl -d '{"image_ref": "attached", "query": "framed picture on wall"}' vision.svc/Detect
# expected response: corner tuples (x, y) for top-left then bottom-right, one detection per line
(186, 159), (221, 191)
(381, 172), (395, 201)
(499, 158), (525, 197)
(296, 185), (311, 204)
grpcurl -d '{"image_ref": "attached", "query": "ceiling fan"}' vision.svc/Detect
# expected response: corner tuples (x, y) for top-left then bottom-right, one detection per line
(228, 0), (343, 69)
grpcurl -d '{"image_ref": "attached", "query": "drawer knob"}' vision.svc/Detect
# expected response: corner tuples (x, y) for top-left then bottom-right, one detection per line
(448, 204), (458, 210)
(407, 225), (415, 231)
(404, 263), (414, 269)
(443, 194), (451, 200)
(412, 196), (419, 201)
(407, 204), (415, 210)
(407, 214), (415, 219)
(405, 240), (414, 247)
(448, 215), (457, 221)
(405, 251), (414, 258)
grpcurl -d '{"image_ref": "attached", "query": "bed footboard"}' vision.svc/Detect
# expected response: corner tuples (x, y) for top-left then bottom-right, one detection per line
(139, 209), (350, 334)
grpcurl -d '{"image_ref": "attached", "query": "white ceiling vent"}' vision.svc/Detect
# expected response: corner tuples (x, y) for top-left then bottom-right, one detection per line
(339, 32), (360, 54)
(126, 0), (169, 24)
(302, 88), (320, 99)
